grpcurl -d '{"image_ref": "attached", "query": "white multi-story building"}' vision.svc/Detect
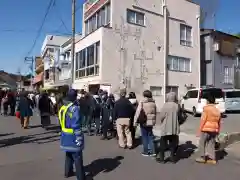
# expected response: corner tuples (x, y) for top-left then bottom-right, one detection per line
(73, 0), (201, 108)
(57, 35), (82, 87)
(41, 35), (70, 88)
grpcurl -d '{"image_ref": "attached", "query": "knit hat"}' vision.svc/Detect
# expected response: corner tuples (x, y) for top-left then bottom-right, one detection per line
(67, 89), (78, 102)
(120, 88), (127, 97)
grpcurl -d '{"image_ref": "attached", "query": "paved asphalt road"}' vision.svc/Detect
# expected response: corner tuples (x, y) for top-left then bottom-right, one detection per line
(1, 114), (240, 180)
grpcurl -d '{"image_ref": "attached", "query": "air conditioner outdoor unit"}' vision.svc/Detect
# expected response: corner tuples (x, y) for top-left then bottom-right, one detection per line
(236, 47), (240, 54)
(213, 42), (219, 51)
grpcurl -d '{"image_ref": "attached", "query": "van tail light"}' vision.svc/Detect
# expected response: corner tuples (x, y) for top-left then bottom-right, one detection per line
(198, 89), (202, 103)
(222, 90), (225, 101)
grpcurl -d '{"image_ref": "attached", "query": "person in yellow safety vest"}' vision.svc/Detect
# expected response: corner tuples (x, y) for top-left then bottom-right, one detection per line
(59, 89), (86, 180)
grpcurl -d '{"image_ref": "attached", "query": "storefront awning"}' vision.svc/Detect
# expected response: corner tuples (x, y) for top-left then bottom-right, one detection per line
(33, 72), (43, 84)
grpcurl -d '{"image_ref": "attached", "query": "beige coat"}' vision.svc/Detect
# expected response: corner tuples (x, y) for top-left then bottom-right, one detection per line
(158, 92), (180, 136)
(134, 98), (157, 127)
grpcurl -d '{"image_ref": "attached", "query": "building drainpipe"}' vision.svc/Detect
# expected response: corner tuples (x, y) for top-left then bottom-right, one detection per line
(163, 2), (168, 103)
(196, 14), (201, 88)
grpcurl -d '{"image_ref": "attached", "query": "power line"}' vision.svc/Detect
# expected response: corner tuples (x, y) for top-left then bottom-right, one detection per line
(50, 2), (82, 36)
(74, 4), (83, 15)
(0, 29), (37, 33)
(26, 0), (54, 56)
(0, 29), (71, 35)
(53, 0), (71, 33)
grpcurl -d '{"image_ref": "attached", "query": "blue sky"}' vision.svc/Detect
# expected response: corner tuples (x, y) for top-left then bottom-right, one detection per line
(0, 0), (239, 74)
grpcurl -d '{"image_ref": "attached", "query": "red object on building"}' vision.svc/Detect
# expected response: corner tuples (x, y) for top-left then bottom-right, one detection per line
(33, 72), (44, 85)
(84, 0), (109, 19)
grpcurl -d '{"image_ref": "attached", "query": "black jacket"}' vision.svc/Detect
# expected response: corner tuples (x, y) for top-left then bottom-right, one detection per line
(78, 96), (93, 116)
(38, 95), (52, 115)
(101, 101), (111, 122)
(113, 97), (135, 120)
(92, 96), (102, 118)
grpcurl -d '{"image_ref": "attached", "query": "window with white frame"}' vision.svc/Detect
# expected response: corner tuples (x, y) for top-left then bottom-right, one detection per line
(166, 86), (179, 97)
(180, 24), (192, 46)
(95, 42), (100, 75)
(86, 45), (95, 76)
(150, 86), (162, 96)
(75, 42), (100, 79)
(168, 55), (191, 72)
(127, 9), (145, 26)
(223, 66), (234, 84)
(85, 3), (111, 35)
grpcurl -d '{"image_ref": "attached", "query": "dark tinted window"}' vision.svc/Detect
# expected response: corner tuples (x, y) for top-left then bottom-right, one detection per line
(226, 91), (240, 98)
(188, 90), (198, 98)
(201, 88), (223, 99)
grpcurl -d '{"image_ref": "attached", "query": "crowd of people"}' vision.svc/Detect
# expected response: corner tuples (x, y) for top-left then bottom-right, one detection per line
(57, 88), (221, 180)
(0, 90), (17, 116)
(0, 87), (222, 180)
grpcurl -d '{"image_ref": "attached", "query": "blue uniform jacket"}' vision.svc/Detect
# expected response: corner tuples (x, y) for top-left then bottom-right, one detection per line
(60, 100), (84, 152)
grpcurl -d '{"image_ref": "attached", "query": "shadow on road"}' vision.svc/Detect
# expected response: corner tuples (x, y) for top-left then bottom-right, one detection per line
(45, 125), (61, 131)
(177, 141), (197, 161)
(28, 125), (43, 129)
(216, 150), (228, 160)
(0, 133), (15, 137)
(0, 131), (60, 147)
(85, 156), (124, 178)
(25, 134), (60, 144)
(132, 138), (142, 149)
(0, 136), (32, 148)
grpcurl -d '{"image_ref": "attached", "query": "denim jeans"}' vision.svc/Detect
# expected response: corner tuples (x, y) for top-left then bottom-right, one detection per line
(85, 115), (92, 134)
(141, 126), (155, 154)
(81, 115), (91, 132)
(65, 151), (86, 180)
(102, 119), (109, 138)
(158, 135), (179, 159)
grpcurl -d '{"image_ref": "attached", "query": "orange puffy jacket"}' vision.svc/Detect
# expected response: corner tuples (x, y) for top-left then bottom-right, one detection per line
(199, 104), (221, 133)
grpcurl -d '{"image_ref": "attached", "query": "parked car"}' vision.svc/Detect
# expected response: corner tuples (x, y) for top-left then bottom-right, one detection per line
(223, 89), (240, 112)
(180, 87), (225, 116)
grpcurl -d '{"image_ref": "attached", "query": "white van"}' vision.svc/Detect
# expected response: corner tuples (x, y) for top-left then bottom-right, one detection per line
(224, 89), (240, 111)
(180, 87), (225, 116)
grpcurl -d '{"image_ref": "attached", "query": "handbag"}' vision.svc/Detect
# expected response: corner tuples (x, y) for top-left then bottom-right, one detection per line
(15, 111), (20, 119)
(137, 102), (147, 125)
(178, 105), (187, 125)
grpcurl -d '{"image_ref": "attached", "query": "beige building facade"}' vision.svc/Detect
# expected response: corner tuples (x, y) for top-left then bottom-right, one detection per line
(73, 0), (201, 108)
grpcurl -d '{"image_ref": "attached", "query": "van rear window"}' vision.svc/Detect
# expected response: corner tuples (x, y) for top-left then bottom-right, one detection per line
(226, 91), (240, 98)
(201, 88), (223, 99)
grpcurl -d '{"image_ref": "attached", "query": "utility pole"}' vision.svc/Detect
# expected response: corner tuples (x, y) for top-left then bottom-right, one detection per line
(114, 17), (141, 89)
(163, 3), (169, 103)
(24, 56), (34, 91)
(71, 0), (76, 88)
(17, 67), (22, 91)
